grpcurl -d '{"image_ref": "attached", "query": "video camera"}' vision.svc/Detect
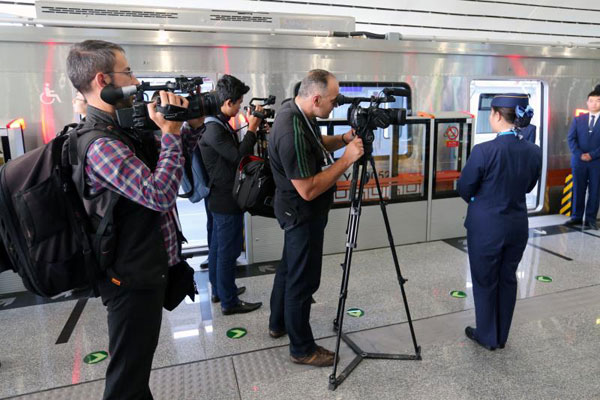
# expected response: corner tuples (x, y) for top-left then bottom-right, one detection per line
(100, 76), (220, 130)
(244, 96), (276, 159)
(335, 87), (408, 146)
(244, 95), (277, 120)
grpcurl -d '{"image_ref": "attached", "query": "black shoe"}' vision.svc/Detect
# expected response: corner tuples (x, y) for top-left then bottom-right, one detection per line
(200, 260), (209, 270)
(269, 329), (287, 338)
(564, 219), (583, 227)
(498, 343), (505, 349)
(584, 221), (598, 230)
(222, 300), (262, 315)
(465, 326), (496, 351)
(211, 286), (246, 303)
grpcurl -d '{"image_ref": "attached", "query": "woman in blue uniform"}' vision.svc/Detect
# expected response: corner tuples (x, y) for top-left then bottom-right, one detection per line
(458, 94), (542, 351)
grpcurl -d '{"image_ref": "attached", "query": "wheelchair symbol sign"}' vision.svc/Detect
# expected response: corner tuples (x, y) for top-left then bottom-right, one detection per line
(39, 83), (62, 105)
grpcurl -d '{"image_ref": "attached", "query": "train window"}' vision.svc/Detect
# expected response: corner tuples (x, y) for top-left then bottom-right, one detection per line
(475, 94), (495, 134)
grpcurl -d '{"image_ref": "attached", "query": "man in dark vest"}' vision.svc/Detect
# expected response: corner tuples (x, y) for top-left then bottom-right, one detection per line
(67, 40), (204, 399)
(566, 88), (600, 230)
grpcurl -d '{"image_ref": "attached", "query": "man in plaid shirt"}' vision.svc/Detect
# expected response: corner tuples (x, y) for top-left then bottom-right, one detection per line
(67, 40), (203, 400)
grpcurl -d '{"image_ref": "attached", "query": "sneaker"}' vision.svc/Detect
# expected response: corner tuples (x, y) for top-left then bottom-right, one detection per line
(211, 286), (246, 303)
(222, 300), (262, 315)
(291, 348), (334, 367)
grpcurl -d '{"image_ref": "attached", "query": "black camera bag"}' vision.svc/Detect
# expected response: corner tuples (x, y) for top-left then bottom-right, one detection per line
(233, 155), (275, 218)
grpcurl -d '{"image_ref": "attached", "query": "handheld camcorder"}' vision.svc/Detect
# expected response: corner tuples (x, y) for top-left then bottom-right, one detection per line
(244, 95), (277, 120)
(100, 76), (220, 130)
(244, 96), (276, 159)
(335, 87), (409, 145)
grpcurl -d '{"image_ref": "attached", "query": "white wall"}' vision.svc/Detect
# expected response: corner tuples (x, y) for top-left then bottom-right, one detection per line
(2, 0), (600, 46)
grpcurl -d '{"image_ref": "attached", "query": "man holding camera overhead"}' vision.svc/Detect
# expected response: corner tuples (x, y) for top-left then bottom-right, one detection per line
(199, 74), (264, 315)
(268, 69), (364, 367)
(66, 40), (204, 399)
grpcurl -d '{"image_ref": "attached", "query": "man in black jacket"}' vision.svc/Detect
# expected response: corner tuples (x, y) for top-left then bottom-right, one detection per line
(199, 75), (263, 315)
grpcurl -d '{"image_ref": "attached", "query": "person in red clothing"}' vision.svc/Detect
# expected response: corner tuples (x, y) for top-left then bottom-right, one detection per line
(67, 40), (203, 400)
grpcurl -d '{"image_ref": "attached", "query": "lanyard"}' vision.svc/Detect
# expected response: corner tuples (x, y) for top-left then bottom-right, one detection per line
(497, 129), (518, 137)
(295, 100), (335, 166)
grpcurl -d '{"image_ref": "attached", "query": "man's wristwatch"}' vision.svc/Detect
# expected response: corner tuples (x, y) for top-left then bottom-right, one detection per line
(341, 131), (354, 145)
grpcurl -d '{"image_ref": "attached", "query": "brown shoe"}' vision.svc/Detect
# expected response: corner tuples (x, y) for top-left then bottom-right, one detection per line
(290, 348), (334, 367)
(315, 346), (338, 362)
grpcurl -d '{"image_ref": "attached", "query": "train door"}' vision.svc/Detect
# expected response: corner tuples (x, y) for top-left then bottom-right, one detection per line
(427, 112), (473, 241)
(469, 80), (548, 212)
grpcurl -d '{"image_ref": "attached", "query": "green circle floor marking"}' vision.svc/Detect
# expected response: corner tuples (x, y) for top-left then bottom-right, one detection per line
(536, 275), (553, 283)
(226, 327), (247, 339)
(450, 290), (467, 298)
(347, 308), (365, 318)
(83, 351), (108, 365)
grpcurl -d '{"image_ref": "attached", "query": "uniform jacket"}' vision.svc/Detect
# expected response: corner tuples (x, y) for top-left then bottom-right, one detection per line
(567, 113), (600, 164)
(457, 134), (542, 236)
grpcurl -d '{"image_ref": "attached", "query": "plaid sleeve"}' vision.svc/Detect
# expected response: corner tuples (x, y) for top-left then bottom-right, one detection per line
(180, 122), (204, 152)
(85, 133), (184, 212)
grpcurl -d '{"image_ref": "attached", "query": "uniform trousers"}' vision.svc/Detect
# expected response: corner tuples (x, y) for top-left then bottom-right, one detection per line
(571, 160), (600, 222)
(467, 228), (527, 348)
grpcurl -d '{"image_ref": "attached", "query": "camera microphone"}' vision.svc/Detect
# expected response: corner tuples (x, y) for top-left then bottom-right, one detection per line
(100, 84), (138, 105)
(382, 87), (410, 97)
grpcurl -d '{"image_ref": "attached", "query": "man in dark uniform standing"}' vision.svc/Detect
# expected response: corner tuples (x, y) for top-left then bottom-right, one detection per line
(565, 88), (600, 229)
(458, 93), (542, 351)
(268, 69), (363, 366)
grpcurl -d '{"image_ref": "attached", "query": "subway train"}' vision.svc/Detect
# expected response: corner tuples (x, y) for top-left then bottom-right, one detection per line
(0, 21), (598, 272)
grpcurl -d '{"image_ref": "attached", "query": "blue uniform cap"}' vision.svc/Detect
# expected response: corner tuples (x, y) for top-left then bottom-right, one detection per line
(490, 93), (529, 109)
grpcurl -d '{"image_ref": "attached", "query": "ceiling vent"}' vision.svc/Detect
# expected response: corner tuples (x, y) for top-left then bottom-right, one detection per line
(34, 1), (355, 32)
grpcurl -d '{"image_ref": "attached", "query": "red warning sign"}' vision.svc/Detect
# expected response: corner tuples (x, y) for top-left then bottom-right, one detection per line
(444, 126), (459, 147)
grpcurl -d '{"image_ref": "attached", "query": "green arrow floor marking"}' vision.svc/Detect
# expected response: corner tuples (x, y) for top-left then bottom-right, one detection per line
(83, 351), (108, 365)
(347, 308), (365, 317)
(450, 290), (467, 298)
(226, 327), (247, 339)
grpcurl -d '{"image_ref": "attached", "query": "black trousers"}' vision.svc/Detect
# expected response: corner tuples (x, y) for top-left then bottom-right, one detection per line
(98, 279), (166, 400)
(269, 215), (328, 357)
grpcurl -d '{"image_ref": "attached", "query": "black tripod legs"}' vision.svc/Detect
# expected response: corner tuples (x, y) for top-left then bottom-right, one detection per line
(328, 156), (421, 391)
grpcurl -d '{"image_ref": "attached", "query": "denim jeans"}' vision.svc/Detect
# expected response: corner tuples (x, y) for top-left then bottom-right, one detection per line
(208, 212), (243, 309)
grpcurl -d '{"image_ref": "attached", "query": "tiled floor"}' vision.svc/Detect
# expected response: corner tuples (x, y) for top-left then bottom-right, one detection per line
(1, 215), (599, 399)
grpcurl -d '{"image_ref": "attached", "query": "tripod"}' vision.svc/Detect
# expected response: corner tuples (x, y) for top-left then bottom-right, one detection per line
(329, 141), (421, 391)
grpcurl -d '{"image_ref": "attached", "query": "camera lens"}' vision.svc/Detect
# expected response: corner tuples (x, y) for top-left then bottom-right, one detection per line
(198, 92), (220, 117)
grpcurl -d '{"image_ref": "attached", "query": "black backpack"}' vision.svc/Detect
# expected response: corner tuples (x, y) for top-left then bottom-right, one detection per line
(0, 123), (113, 297)
(232, 155), (275, 218)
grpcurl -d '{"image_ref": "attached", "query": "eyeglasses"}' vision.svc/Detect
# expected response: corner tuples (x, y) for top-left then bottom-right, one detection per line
(107, 70), (134, 78)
